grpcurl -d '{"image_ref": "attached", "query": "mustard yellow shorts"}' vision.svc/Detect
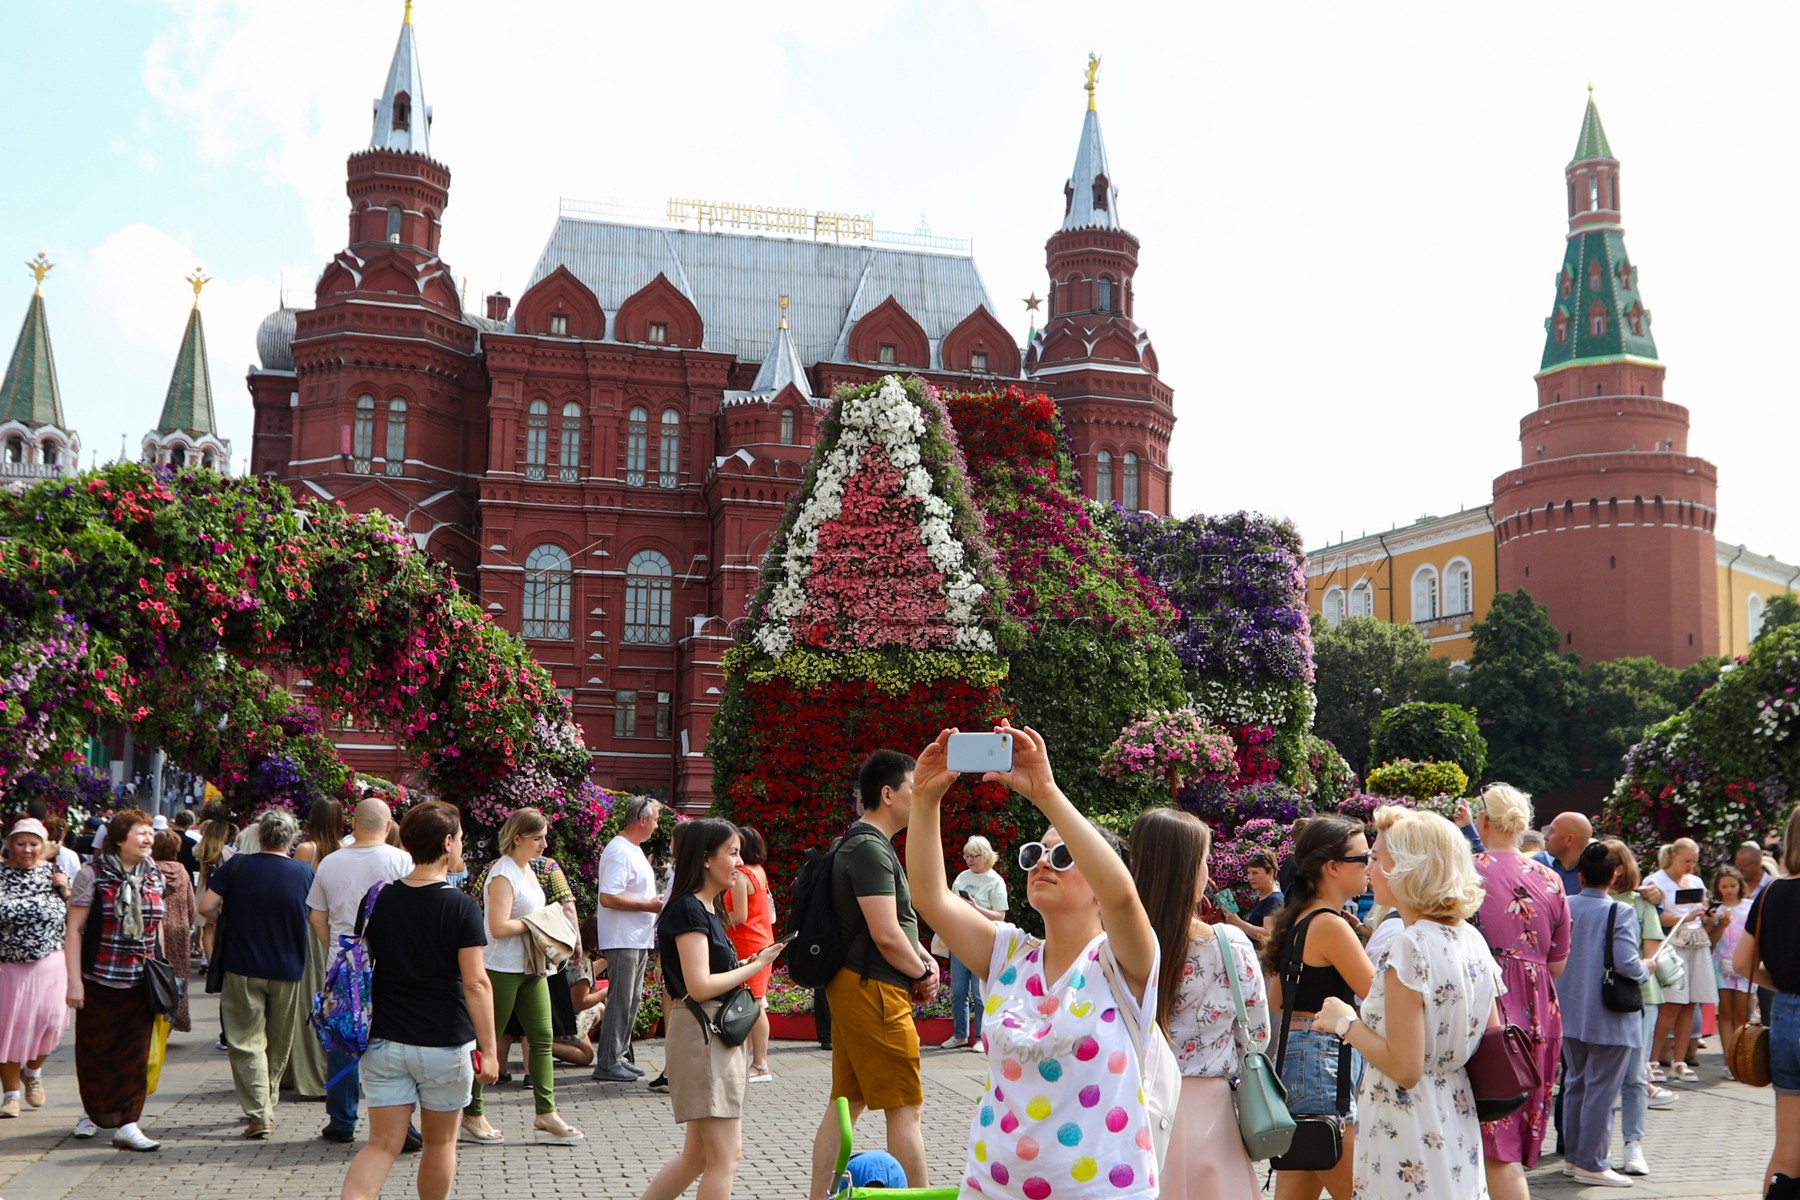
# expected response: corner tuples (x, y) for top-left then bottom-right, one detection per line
(826, 970), (923, 1111)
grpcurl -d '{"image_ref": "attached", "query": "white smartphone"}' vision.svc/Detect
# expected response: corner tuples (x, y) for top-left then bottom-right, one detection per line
(946, 731), (1013, 774)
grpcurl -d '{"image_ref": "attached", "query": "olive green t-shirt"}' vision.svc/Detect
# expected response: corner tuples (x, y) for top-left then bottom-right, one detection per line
(830, 822), (922, 989)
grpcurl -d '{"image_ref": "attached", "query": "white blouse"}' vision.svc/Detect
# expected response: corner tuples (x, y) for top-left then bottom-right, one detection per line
(1165, 924), (1270, 1078)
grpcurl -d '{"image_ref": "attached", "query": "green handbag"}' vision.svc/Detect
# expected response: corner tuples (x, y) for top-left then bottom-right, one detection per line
(1216, 924), (1297, 1161)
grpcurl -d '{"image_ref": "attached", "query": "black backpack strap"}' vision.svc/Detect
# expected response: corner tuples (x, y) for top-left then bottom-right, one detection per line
(1275, 908), (1326, 1074)
(834, 826), (889, 983)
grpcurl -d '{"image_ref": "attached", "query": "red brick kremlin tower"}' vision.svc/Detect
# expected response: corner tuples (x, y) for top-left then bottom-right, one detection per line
(1027, 54), (1176, 515)
(1491, 90), (1719, 665)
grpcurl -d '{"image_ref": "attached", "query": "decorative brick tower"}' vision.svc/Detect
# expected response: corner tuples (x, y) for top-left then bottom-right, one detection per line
(1027, 55), (1175, 515)
(1491, 91), (1718, 666)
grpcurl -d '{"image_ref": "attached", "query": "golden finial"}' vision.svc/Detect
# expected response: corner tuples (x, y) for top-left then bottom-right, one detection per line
(404, 0), (414, 24)
(1085, 53), (1101, 111)
(779, 294), (789, 330)
(1588, 81), (1595, 100)
(26, 253), (53, 295)
(185, 266), (211, 308)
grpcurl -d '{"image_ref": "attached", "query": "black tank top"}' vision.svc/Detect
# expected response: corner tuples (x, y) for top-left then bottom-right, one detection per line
(1284, 909), (1357, 1012)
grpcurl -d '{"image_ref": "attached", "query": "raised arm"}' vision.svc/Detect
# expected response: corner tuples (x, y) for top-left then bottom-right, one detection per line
(907, 730), (999, 978)
(984, 722), (1156, 1003)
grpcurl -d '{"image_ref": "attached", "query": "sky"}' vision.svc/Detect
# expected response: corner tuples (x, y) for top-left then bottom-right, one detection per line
(4, 0), (1794, 564)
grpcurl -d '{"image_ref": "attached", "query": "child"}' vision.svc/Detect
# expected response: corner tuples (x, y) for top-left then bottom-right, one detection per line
(1713, 866), (1753, 1075)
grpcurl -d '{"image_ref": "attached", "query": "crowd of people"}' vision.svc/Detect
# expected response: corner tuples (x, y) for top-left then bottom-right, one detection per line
(3, 734), (1800, 1200)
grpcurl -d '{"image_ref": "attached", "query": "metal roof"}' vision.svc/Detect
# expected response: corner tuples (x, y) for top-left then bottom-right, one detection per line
(157, 306), (217, 436)
(1063, 106), (1122, 232)
(371, 7), (430, 157)
(750, 318), (810, 395)
(0, 290), (63, 430)
(523, 216), (996, 370)
(1572, 93), (1613, 163)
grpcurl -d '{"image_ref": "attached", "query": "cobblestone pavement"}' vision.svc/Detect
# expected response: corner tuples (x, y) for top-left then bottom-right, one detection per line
(0, 990), (1775, 1199)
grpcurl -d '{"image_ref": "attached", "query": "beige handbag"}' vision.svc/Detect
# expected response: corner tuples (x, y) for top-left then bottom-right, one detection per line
(520, 905), (580, 976)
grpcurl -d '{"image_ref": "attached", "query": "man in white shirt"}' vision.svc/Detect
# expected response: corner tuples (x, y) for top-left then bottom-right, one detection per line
(305, 798), (413, 1146)
(590, 796), (664, 1083)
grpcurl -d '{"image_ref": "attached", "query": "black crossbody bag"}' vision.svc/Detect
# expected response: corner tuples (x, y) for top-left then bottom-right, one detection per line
(1600, 902), (1645, 1014)
(1270, 911), (1352, 1173)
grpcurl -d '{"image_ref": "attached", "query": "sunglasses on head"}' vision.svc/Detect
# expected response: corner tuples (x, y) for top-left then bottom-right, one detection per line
(1018, 842), (1076, 872)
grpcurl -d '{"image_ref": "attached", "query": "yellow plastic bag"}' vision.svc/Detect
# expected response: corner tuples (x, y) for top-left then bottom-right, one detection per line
(146, 1015), (172, 1094)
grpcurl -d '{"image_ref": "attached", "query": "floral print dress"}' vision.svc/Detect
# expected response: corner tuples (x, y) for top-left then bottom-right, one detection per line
(1353, 921), (1500, 1200)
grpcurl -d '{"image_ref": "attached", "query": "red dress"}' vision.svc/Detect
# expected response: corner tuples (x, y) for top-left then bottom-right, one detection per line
(1474, 850), (1572, 1166)
(723, 864), (775, 998)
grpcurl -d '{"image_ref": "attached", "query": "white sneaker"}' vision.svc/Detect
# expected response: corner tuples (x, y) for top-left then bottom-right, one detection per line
(1646, 1085), (1679, 1109)
(1571, 1166), (1634, 1187)
(111, 1122), (160, 1152)
(1623, 1142), (1650, 1175)
(73, 1116), (98, 1139)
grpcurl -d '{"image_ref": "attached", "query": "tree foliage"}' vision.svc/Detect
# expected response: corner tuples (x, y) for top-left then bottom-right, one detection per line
(1760, 594), (1800, 643)
(1468, 590), (1584, 795)
(1310, 616), (1434, 775)
(1365, 758), (1471, 803)
(1577, 656), (1723, 782)
(1368, 701), (1486, 788)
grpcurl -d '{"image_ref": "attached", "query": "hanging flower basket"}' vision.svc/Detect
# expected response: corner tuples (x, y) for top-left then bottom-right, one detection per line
(1100, 707), (1239, 794)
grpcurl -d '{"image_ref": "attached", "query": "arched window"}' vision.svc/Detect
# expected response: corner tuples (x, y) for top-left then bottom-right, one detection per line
(200, 451), (213, 470)
(624, 550), (673, 645)
(625, 406), (648, 486)
(1554, 312), (1569, 344)
(1322, 587), (1347, 628)
(1411, 566), (1440, 623)
(40, 441), (59, 467)
(1349, 581), (1374, 619)
(1590, 305), (1607, 337)
(1094, 451), (1112, 504)
(385, 398), (407, 476)
(1444, 558), (1473, 616)
(1121, 452), (1140, 511)
(353, 395), (375, 464)
(525, 399), (548, 479)
(4, 437), (21, 463)
(559, 402), (582, 482)
(386, 205), (403, 243)
(779, 409), (795, 446)
(1098, 278), (1113, 312)
(1749, 593), (1767, 642)
(659, 410), (681, 488)
(521, 544), (572, 640)
(169, 445), (187, 469)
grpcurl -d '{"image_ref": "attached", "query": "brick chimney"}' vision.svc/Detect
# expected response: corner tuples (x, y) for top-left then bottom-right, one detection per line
(485, 291), (511, 322)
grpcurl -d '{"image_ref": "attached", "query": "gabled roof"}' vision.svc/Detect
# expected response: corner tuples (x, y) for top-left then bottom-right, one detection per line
(157, 306), (216, 436)
(0, 290), (63, 430)
(1063, 105), (1121, 231)
(371, 2), (430, 156)
(1571, 92), (1613, 163)
(524, 217), (995, 370)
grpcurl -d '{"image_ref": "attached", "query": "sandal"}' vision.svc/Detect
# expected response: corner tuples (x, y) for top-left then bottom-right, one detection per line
(748, 1065), (774, 1083)
(533, 1116), (585, 1145)
(458, 1120), (505, 1144)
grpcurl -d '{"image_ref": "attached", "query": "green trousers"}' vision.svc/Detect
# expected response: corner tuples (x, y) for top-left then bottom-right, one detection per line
(465, 970), (556, 1116)
(220, 972), (304, 1127)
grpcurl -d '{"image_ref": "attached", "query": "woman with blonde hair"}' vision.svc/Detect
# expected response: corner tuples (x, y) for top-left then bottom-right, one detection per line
(1645, 837), (1724, 1083)
(1311, 810), (1499, 1200)
(1468, 783), (1570, 1199)
(460, 807), (582, 1146)
(942, 834), (1007, 1050)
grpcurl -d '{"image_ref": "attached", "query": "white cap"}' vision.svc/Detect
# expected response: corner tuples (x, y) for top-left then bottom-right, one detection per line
(151, 815), (170, 831)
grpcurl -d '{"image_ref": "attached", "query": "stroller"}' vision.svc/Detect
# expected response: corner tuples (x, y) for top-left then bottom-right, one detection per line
(826, 1097), (958, 1198)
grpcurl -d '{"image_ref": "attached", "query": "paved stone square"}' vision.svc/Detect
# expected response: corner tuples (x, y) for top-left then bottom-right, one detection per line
(0, 990), (1774, 1199)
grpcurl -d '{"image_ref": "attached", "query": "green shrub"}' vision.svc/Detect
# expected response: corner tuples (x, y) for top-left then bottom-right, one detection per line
(1365, 758), (1470, 803)
(1368, 702), (1485, 789)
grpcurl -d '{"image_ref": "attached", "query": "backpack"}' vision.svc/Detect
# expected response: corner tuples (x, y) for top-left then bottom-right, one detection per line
(783, 828), (883, 989)
(312, 882), (385, 1083)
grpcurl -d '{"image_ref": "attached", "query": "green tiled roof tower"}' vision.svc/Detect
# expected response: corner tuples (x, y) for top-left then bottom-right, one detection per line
(158, 303), (217, 436)
(1, 255), (65, 429)
(1539, 90), (1659, 375)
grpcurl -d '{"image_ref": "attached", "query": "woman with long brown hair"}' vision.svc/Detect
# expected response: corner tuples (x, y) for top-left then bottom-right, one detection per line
(1262, 814), (1376, 1200)
(193, 817), (235, 967)
(1130, 807), (1268, 1199)
(149, 831), (194, 1038)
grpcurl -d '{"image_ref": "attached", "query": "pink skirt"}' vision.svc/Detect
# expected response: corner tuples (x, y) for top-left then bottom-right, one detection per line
(1161, 1075), (1260, 1200)
(0, 953), (70, 1062)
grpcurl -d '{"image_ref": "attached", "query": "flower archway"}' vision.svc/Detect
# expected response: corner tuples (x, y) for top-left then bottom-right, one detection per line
(0, 464), (605, 852)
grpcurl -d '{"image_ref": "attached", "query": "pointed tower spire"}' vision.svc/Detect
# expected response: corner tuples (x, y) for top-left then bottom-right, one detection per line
(1062, 54), (1119, 231)
(1572, 84), (1613, 162)
(751, 295), (810, 395)
(371, 0), (430, 156)
(1, 255), (65, 429)
(158, 270), (217, 436)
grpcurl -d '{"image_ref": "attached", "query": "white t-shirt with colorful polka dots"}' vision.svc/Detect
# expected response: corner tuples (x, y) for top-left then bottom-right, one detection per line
(961, 924), (1160, 1200)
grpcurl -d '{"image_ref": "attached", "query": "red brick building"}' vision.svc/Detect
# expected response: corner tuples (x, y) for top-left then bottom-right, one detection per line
(248, 14), (1177, 806)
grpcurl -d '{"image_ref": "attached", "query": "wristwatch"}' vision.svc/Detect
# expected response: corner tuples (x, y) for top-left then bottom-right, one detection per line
(914, 962), (935, 982)
(1333, 1013), (1355, 1039)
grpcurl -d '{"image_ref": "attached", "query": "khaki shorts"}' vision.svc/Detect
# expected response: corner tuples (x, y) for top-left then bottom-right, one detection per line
(827, 970), (922, 1111)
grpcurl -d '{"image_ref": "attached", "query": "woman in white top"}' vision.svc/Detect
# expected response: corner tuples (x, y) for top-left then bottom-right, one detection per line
(1646, 838), (1726, 1082)
(909, 723), (1164, 1200)
(944, 836), (1008, 1050)
(1129, 807), (1268, 1200)
(459, 808), (583, 1146)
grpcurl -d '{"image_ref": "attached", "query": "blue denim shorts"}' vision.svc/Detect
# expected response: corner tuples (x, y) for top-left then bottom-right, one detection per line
(1770, 993), (1800, 1096)
(1280, 1027), (1362, 1118)
(360, 1038), (476, 1113)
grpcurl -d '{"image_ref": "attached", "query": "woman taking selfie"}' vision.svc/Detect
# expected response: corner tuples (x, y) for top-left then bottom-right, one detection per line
(636, 819), (786, 1200)
(1310, 810), (1499, 1200)
(1261, 815), (1375, 1200)
(909, 723), (1164, 1200)
(1130, 807), (1268, 1200)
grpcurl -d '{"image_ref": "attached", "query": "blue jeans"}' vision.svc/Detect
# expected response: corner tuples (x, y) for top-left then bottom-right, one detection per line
(325, 1047), (360, 1133)
(1621, 1002), (1658, 1144)
(1770, 992), (1800, 1094)
(950, 955), (980, 1040)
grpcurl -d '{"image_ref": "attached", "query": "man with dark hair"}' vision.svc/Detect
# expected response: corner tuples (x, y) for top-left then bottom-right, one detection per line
(591, 796), (664, 1084)
(807, 749), (938, 1200)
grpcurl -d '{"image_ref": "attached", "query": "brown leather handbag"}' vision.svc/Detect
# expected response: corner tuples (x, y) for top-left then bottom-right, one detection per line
(1732, 897), (1775, 1088)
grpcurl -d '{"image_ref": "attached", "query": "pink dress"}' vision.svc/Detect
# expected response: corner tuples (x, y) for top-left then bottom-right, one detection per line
(1715, 902), (1752, 993)
(1473, 851), (1572, 1168)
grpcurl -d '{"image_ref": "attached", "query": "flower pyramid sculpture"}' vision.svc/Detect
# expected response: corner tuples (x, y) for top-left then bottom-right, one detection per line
(714, 376), (1016, 895)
